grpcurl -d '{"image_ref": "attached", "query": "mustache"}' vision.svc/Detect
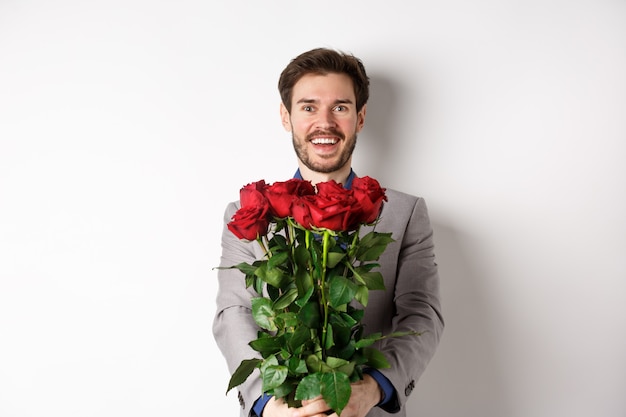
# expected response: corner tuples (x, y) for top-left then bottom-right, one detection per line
(306, 129), (344, 141)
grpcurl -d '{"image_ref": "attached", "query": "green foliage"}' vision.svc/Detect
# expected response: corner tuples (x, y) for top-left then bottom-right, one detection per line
(226, 358), (261, 394)
(226, 219), (419, 415)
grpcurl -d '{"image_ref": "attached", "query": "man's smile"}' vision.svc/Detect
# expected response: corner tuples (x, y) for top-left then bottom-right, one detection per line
(310, 137), (338, 145)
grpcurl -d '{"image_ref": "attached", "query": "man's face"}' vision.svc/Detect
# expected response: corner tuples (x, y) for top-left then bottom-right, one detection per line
(280, 73), (366, 174)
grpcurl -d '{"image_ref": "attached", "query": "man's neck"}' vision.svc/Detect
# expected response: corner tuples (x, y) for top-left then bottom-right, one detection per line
(296, 165), (352, 187)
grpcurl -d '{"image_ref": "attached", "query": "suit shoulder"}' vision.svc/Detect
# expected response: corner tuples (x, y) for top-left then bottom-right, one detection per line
(381, 188), (432, 224)
(384, 188), (424, 207)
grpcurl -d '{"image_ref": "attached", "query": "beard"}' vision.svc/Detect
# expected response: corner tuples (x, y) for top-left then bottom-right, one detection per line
(292, 130), (358, 174)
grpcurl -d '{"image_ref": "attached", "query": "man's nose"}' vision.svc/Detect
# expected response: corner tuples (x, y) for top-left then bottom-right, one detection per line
(315, 110), (337, 129)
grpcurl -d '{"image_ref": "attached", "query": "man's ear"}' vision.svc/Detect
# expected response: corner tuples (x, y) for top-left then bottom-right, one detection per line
(356, 104), (367, 133)
(280, 103), (292, 132)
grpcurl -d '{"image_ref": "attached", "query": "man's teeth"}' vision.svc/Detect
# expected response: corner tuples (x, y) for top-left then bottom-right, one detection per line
(311, 138), (337, 145)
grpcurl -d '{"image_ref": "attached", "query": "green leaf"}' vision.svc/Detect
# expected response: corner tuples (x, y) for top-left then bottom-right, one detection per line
(306, 354), (331, 373)
(333, 340), (356, 362)
(268, 233), (288, 251)
(325, 356), (349, 369)
(268, 250), (290, 270)
(360, 271), (386, 291)
(353, 330), (421, 351)
(295, 269), (314, 307)
(354, 285), (369, 307)
(230, 262), (258, 276)
(321, 371), (351, 416)
(288, 357), (308, 374)
(226, 358), (261, 394)
(295, 285), (314, 308)
(294, 373), (322, 401)
(253, 275), (264, 296)
(324, 324), (334, 349)
(328, 314), (352, 347)
(326, 251), (345, 268)
(271, 380), (294, 399)
(251, 297), (277, 331)
(347, 307), (364, 322)
(249, 335), (283, 355)
(364, 347), (391, 369)
(262, 354), (279, 366)
(298, 301), (320, 328)
(267, 284), (281, 302)
(356, 232), (394, 261)
(257, 262), (290, 288)
(294, 243), (310, 267)
(275, 312), (298, 328)
(388, 330), (423, 338)
(287, 325), (311, 353)
(273, 288), (298, 311)
(354, 333), (382, 349)
(261, 364), (288, 391)
(327, 357), (355, 377)
(329, 277), (357, 308)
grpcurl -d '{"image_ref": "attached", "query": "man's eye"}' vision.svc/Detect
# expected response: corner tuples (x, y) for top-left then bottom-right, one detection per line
(334, 105), (346, 112)
(303, 106), (313, 111)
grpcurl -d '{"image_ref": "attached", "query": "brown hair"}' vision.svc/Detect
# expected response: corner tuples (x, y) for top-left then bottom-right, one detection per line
(278, 48), (370, 113)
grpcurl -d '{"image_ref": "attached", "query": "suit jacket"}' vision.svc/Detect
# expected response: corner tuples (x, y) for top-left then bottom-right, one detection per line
(212, 188), (444, 417)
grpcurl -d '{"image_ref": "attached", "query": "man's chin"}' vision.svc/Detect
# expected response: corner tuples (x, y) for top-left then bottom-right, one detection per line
(308, 161), (348, 174)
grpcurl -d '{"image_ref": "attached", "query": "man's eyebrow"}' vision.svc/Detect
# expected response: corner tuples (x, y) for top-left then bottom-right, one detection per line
(295, 98), (354, 104)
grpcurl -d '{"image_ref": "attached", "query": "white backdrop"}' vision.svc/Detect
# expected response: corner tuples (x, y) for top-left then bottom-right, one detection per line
(1, 1), (624, 416)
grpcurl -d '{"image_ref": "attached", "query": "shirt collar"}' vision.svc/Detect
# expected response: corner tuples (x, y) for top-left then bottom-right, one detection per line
(293, 168), (356, 190)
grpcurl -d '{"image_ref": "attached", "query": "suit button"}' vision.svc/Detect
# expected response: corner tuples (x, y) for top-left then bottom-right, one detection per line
(404, 380), (415, 396)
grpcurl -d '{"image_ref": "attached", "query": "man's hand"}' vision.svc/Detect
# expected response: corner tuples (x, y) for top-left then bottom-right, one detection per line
(289, 374), (382, 417)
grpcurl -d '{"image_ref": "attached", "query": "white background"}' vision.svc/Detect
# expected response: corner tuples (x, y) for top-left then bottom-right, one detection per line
(1, 1), (624, 416)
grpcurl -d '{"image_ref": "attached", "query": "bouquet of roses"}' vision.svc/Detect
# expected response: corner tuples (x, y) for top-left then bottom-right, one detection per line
(222, 176), (418, 415)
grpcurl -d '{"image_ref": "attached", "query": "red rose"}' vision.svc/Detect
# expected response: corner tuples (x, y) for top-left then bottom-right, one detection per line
(315, 180), (349, 198)
(297, 181), (360, 231)
(264, 178), (315, 218)
(240, 180), (267, 209)
(351, 176), (387, 224)
(291, 197), (313, 230)
(227, 203), (271, 241)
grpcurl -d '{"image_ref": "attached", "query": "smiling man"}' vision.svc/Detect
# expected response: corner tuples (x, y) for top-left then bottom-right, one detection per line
(213, 48), (444, 417)
(280, 71), (364, 183)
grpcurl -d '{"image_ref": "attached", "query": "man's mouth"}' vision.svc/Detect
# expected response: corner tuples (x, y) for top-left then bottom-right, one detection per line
(311, 138), (338, 145)
(308, 130), (343, 145)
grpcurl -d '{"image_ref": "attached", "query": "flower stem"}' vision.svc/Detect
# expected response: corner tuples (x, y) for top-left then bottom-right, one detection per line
(320, 230), (330, 358)
(256, 236), (270, 257)
(348, 227), (360, 260)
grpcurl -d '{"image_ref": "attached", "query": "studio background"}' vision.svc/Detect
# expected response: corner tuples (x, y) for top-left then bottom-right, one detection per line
(1, 1), (624, 416)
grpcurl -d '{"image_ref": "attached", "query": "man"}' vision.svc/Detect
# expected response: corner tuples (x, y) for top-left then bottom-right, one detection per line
(213, 47), (444, 417)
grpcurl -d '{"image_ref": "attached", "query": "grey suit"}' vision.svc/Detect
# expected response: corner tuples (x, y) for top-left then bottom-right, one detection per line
(213, 188), (444, 417)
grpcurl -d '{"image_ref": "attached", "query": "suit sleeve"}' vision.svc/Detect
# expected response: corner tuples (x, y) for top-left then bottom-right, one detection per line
(376, 196), (444, 413)
(212, 201), (264, 417)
